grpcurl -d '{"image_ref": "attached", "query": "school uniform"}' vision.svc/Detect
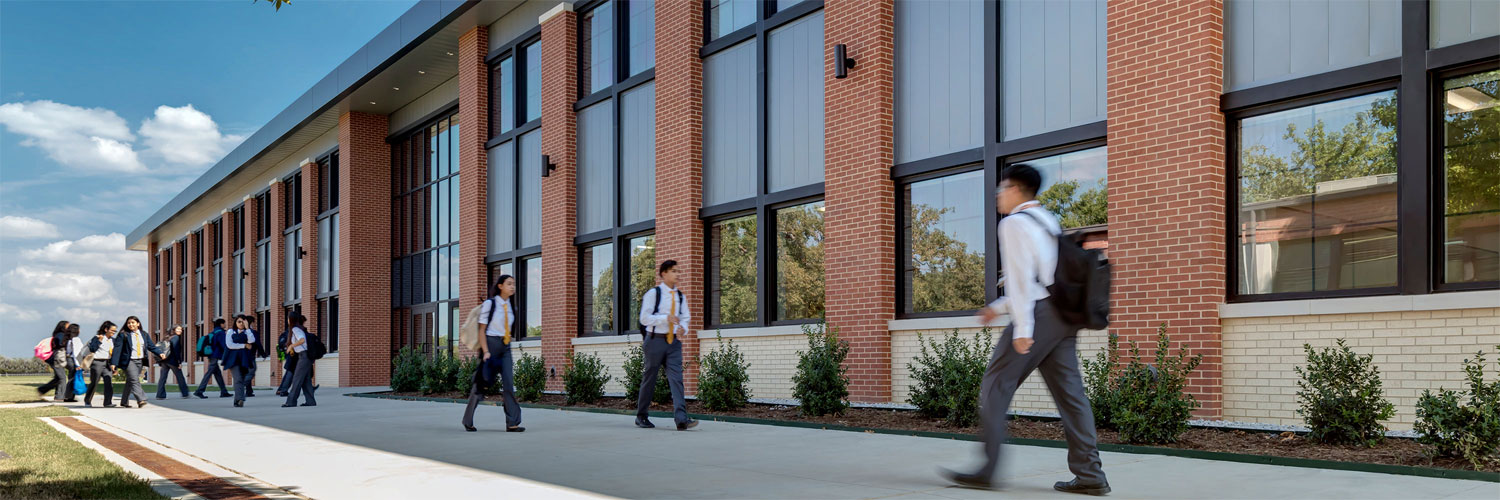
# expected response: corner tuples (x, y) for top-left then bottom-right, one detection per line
(63, 336), (84, 401)
(155, 334), (189, 399)
(37, 330), (68, 397)
(112, 328), (164, 408)
(283, 327), (318, 407)
(242, 328), (260, 397)
(275, 329), (298, 396)
(222, 328), (257, 405)
(194, 327), (231, 398)
(635, 284), (694, 429)
(461, 297), (521, 431)
(85, 335), (116, 407)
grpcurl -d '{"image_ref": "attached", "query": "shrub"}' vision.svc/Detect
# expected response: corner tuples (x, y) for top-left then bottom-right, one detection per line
(390, 347), (426, 393)
(1415, 347), (1500, 468)
(699, 333), (753, 411)
(621, 342), (672, 405)
(421, 352), (464, 395)
(906, 329), (992, 427)
(0, 356), (51, 375)
(514, 353), (546, 402)
(1112, 323), (1203, 444)
(1294, 339), (1395, 446)
(792, 322), (850, 417)
(564, 351), (611, 405)
(1080, 332), (1122, 430)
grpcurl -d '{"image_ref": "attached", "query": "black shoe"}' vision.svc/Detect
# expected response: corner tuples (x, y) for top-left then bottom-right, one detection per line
(63, 399), (76, 403)
(276, 391), (288, 397)
(676, 420), (699, 431)
(464, 425), (477, 432)
(84, 402), (93, 407)
(219, 393), (233, 398)
(181, 395), (190, 399)
(507, 426), (525, 432)
(300, 403), (316, 407)
(137, 401), (148, 408)
(635, 418), (655, 429)
(282, 403), (296, 408)
(246, 393), (255, 398)
(194, 392), (207, 399)
(1054, 478), (1111, 496)
(940, 468), (995, 490)
(155, 397), (166, 400)
(233, 400), (244, 407)
(103, 404), (116, 408)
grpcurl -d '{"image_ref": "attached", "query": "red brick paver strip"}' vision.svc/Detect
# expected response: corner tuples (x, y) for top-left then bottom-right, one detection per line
(53, 416), (268, 500)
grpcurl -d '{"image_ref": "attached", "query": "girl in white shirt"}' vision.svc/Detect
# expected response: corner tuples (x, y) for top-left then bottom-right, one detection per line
(461, 275), (523, 432)
(282, 312), (318, 407)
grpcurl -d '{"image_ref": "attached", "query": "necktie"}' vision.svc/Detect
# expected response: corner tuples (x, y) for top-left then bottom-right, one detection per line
(666, 289), (677, 345)
(501, 303), (511, 345)
(134, 332), (142, 359)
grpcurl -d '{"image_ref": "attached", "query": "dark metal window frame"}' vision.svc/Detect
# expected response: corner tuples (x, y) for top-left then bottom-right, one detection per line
(390, 108), (463, 357)
(1431, 58), (1500, 292)
(176, 237), (188, 327)
(1220, 0), (1499, 302)
(252, 188), (273, 314)
(315, 147), (342, 298)
(575, 222), (658, 337)
(487, 26), (543, 143)
(576, 0), (657, 103)
(697, 2), (826, 329)
(282, 171), (304, 308)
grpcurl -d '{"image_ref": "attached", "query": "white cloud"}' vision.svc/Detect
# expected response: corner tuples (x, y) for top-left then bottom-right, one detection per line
(54, 306), (104, 326)
(0, 100), (145, 173)
(0, 216), (61, 239)
(4, 266), (114, 303)
(139, 104), (244, 166)
(23, 233), (140, 274)
(0, 302), (41, 321)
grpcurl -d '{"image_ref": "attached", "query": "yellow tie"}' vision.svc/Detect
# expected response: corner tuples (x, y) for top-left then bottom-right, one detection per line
(134, 332), (142, 358)
(666, 290), (677, 345)
(501, 303), (511, 345)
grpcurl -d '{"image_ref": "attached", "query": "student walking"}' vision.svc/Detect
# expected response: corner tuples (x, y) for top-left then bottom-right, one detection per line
(37, 320), (70, 399)
(194, 319), (232, 399)
(84, 321), (118, 407)
(155, 325), (190, 399)
(634, 260), (698, 431)
(63, 324), (83, 402)
(275, 326), (298, 397)
(281, 312), (318, 408)
(242, 315), (262, 398)
(113, 316), (165, 409)
(941, 164), (1109, 495)
(460, 275), (523, 432)
(222, 316), (257, 407)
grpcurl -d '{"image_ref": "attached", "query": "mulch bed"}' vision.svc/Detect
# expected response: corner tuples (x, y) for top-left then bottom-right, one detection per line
(382, 391), (1497, 474)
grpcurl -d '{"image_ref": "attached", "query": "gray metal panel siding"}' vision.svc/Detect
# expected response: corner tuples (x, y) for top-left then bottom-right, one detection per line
(519, 130), (542, 248)
(577, 101), (616, 235)
(1432, 0), (1500, 48)
(1225, 0), (1402, 91)
(703, 40), (758, 206)
(621, 81), (656, 225)
(895, 0), (983, 164)
(1001, 0), (1106, 140)
(488, 141), (516, 253)
(767, 10), (825, 193)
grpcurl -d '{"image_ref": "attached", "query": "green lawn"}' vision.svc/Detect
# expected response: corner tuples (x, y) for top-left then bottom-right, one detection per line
(1, 375), (196, 405)
(0, 405), (166, 499)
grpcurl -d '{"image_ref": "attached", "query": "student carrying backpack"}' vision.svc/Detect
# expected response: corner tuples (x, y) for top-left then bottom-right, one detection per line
(1011, 211), (1110, 330)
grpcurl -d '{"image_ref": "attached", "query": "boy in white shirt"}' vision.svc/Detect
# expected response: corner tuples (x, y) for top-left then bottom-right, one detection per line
(634, 260), (698, 431)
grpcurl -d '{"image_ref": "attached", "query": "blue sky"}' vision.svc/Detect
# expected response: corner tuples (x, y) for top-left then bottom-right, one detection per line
(0, 0), (417, 358)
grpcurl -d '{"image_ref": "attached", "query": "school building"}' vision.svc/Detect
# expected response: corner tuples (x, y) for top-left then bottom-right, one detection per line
(127, 0), (1498, 429)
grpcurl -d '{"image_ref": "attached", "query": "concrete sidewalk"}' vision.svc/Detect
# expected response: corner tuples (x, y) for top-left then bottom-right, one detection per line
(62, 387), (1498, 500)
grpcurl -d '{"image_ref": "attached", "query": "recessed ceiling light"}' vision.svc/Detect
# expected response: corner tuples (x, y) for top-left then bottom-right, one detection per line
(418, 70), (426, 74)
(369, 101), (377, 105)
(393, 87), (400, 91)
(446, 52), (454, 56)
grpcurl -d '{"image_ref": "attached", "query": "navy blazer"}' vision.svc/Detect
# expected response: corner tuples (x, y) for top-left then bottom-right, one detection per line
(111, 329), (164, 367)
(163, 334), (184, 366)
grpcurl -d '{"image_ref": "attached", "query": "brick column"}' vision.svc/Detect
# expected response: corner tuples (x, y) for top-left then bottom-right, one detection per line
(539, 5), (579, 391)
(654, 0), (706, 394)
(301, 160), (320, 348)
(269, 179), (287, 384)
(457, 25), (490, 360)
(1107, 0), (1226, 417)
(220, 211), (234, 385)
(244, 194), (263, 381)
(339, 111), (392, 386)
(200, 222), (215, 380)
(185, 231), (199, 380)
(823, 0), (896, 402)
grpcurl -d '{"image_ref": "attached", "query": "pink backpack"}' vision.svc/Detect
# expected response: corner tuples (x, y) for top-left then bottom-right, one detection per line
(34, 338), (53, 361)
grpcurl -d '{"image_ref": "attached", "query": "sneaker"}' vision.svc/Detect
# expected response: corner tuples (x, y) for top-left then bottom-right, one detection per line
(635, 418), (655, 429)
(676, 420), (699, 431)
(1053, 478), (1110, 496)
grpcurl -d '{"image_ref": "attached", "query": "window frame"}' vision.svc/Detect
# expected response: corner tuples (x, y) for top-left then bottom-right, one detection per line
(254, 189), (273, 314)
(315, 147), (341, 299)
(1431, 59), (1500, 292)
(283, 171), (304, 307)
(577, 0), (656, 103)
(389, 108), (462, 357)
(487, 27), (543, 144)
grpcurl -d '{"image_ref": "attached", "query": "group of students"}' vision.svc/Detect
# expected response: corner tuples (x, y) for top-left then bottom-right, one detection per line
(36, 312), (324, 410)
(460, 259), (700, 433)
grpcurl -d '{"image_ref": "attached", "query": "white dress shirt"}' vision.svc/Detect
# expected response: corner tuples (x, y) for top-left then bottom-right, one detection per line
(288, 327), (307, 353)
(129, 330), (145, 360)
(478, 298), (515, 338)
(68, 337), (85, 364)
(224, 328), (256, 350)
(94, 335), (116, 360)
(639, 284), (690, 335)
(986, 201), (1060, 341)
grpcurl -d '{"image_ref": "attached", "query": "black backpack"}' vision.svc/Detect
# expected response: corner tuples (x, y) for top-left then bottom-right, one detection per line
(1013, 211), (1110, 330)
(638, 286), (686, 334)
(304, 330), (327, 360)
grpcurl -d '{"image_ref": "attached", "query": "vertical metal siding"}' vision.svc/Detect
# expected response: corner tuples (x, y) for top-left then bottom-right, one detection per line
(1431, 0), (1500, 48)
(767, 11), (825, 193)
(621, 81), (657, 225)
(703, 40), (759, 206)
(577, 101), (616, 235)
(1001, 0), (1107, 140)
(895, 0), (984, 164)
(1226, 0), (1402, 91)
(488, 141), (516, 254)
(519, 130), (542, 248)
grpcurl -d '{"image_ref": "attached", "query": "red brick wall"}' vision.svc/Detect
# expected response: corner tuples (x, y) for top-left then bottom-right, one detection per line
(200, 224), (214, 379)
(339, 111), (393, 387)
(184, 231), (198, 379)
(823, 0), (897, 402)
(458, 24), (490, 361)
(540, 9), (580, 391)
(1106, 0), (1227, 417)
(221, 211), (234, 323)
(654, 0), (705, 393)
(269, 179), (286, 384)
(301, 160), (320, 353)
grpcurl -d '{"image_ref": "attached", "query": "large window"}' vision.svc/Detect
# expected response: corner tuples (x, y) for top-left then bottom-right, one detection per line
(255, 191), (271, 313)
(1441, 69), (1500, 286)
(177, 240), (187, 326)
(581, 242), (615, 335)
(487, 30), (546, 339)
(194, 229), (204, 321)
(232, 205), (245, 315)
(317, 150), (340, 295)
(580, 0), (655, 97)
(1234, 89), (1399, 297)
(162, 247), (174, 328)
(392, 111), (461, 356)
(901, 169), (985, 316)
(1029, 146), (1109, 230)
(489, 31), (541, 140)
(702, 3), (825, 328)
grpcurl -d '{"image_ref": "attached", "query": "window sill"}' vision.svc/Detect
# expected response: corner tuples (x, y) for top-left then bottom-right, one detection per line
(704, 324), (807, 339)
(889, 315), (1002, 332)
(572, 334), (642, 346)
(1219, 289), (1500, 319)
(512, 339), (541, 348)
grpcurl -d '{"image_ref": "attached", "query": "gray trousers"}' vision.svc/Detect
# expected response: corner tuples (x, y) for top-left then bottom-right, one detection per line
(231, 366), (252, 402)
(86, 360), (113, 405)
(196, 360), (228, 395)
(284, 352), (316, 406)
(39, 357), (66, 396)
(276, 354), (299, 394)
(462, 336), (520, 428)
(976, 300), (1106, 484)
(119, 360), (146, 407)
(156, 364), (188, 398)
(636, 335), (688, 424)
